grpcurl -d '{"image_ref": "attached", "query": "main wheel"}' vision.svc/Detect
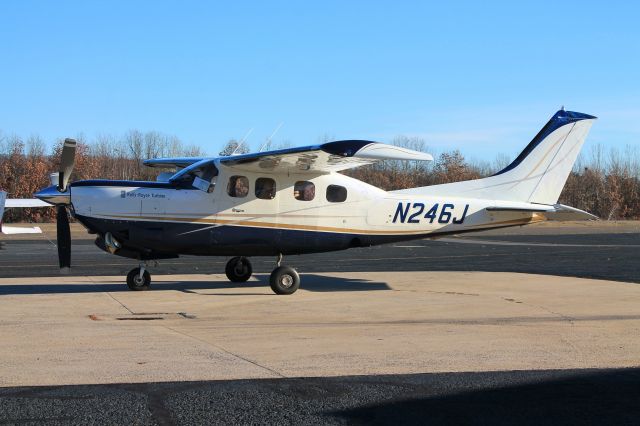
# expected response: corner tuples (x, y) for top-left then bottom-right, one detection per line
(127, 268), (151, 291)
(225, 257), (253, 282)
(269, 266), (300, 295)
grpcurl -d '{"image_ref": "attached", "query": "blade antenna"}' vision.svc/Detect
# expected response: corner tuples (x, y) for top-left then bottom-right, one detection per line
(232, 128), (253, 156)
(259, 122), (284, 152)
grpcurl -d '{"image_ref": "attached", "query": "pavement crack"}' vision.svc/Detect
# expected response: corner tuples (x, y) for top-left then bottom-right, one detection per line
(104, 291), (134, 315)
(530, 304), (576, 325)
(83, 275), (135, 315)
(163, 326), (287, 378)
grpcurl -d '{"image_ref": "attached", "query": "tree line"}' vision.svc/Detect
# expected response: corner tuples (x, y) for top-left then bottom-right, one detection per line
(1, 132), (639, 222)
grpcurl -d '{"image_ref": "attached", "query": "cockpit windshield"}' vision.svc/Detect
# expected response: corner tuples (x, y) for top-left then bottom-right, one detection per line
(169, 159), (218, 192)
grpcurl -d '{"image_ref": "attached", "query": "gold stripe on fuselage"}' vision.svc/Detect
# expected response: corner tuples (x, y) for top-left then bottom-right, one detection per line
(100, 213), (545, 236)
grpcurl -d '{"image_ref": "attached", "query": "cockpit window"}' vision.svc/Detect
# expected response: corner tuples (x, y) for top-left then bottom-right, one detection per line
(168, 159), (218, 191)
(255, 178), (276, 199)
(228, 176), (249, 198)
(294, 181), (315, 201)
(326, 185), (347, 202)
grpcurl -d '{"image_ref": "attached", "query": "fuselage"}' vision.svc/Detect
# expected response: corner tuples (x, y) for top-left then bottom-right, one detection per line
(69, 165), (544, 260)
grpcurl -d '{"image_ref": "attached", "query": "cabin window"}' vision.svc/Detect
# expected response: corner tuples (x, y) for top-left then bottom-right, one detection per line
(227, 176), (249, 198)
(294, 181), (315, 201)
(326, 185), (347, 202)
(255, 177), (276, 199)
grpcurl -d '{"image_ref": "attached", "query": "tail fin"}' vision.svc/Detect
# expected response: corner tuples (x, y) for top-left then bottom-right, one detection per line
(396, 109), (596, 204)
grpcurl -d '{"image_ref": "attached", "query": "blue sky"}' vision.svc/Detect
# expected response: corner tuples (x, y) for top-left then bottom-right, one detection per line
(1, 1), (638, 161)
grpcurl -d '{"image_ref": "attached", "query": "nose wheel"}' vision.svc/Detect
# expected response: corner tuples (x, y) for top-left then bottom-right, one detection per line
(127, 265), (151, 291)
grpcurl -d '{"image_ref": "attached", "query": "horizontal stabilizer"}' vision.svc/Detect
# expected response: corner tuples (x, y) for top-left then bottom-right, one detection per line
(486, 203), (597, 221)
(486, 205), (554, 213)
(544, 204), (598, 221)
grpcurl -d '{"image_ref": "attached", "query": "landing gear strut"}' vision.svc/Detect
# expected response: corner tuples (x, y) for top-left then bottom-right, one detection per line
(269, 254), (300, 295)
(225, 256), (253, 282)
(127, 262), (151, 291)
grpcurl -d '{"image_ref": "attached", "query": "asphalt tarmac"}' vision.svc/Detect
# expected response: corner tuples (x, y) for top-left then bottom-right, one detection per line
(2, 369), (640, 425)
(0, 222), (639, 425)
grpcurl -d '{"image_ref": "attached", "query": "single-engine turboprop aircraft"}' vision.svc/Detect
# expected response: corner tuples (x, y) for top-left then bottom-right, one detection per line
(35, 109), (597, 294)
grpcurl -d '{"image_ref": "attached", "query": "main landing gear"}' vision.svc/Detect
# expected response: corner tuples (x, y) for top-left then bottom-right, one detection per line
(269, 254), (300, 295)
(225, 256), (253, 282)
(224, 254), (300, 295)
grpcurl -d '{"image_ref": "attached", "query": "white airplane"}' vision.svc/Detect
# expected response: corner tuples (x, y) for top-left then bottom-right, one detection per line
(0, 191), (50, 235)
(35, 109), (597, 294)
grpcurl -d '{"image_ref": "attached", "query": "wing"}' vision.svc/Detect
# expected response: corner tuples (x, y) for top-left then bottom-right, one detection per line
(219, 140), (433, 174)
(143, 157), (207, 169)
(0, 192), (48, 235)
(2, 226), (42, 235)
(5, 199), (52, 208)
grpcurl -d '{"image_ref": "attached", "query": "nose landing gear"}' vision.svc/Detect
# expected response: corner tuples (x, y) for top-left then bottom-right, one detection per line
(127, 262), (151, 291)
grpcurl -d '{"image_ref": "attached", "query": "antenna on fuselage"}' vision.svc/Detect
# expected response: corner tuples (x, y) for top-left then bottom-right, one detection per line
(231, 128), (254, 156)
(259, 122), (284, 152)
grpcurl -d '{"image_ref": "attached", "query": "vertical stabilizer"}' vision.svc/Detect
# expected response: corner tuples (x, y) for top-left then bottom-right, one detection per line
(395, 110), (596, 204)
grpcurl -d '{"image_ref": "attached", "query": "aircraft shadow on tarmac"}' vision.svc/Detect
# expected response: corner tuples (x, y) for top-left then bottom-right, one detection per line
(0, 274), (391, 296)
(1, 368), (638, 425)
(331, 368), (640, 425)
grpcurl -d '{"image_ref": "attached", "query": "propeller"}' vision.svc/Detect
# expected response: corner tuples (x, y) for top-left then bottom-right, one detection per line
(56, 205), (71, 269)
(35, 138), (77, 270)
(56, 138), (76, 270)
(58, 138), (77, 192)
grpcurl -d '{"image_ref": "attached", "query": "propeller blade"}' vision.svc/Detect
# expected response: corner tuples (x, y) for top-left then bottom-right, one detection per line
(56, 205), (71, 270)
(58, 138), (77, 192)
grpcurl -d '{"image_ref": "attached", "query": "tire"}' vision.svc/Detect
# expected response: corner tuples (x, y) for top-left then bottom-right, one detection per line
(225, 257), (253, 282)
(127, 268), (151, 291)
(269, 266), (300, 295)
